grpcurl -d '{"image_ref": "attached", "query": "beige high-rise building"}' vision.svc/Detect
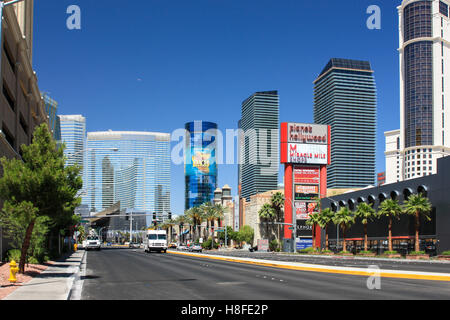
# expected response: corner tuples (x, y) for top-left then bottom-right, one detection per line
(12, 0), (34, 61)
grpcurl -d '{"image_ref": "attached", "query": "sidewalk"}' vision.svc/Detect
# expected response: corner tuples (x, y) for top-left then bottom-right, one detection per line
(2, 250), (85, 300)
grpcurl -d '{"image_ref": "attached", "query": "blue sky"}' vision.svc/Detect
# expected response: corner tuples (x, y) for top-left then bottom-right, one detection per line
(33, 0), (401, 215)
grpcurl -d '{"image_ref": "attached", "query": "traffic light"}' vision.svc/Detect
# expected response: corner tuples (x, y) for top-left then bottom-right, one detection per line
(153, 212), (156, 220)
(168, 212), (172, 220)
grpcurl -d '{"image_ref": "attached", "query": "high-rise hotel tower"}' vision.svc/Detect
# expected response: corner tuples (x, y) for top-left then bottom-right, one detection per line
(314, 59), (377, 188)
(385, 0), (450, 184)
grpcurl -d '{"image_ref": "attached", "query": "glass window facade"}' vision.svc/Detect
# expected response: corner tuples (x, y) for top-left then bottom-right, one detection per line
(84, 131), (171, 222)
(404, 1), (432, 42)
(403, 1), (434, 148)
(440, 1), (449, 17)
(314, 59), (376, 188)
(185, 121), (218, 210)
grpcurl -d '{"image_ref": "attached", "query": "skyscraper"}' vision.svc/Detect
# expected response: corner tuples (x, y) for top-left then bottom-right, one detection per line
(59, 115), (86, 168)
(42, 93), (58, 136)
(84, 131), (171, 220)
(314, 58), (377, 188)
(238, 91), (279, 201)
(385, 0), (450, 184)
(185, 121), (218, 210)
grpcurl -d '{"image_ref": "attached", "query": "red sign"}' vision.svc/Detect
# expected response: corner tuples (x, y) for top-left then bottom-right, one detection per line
(294, 166), (320, 184)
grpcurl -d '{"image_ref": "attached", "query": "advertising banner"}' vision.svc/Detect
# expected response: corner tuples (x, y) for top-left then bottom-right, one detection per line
(295, 185), (319, 198)
(295, 201), (319, 220)
(287, 143), (328, 164)
(294, 166), (320, 184)
(285, 123), (328, 144)
(185, 147), (217, 176)
(296, 238), (313, 250)
(296, 220), (313, 237)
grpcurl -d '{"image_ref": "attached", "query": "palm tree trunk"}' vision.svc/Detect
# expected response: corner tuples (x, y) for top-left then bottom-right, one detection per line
(388, 216), (393, 252)
(312, 224), (316, 250)
(415, 210), (420, 252)
(19, 219), (36, 274)
(325, 224), (329, 251)
(342, 227), (347, 252)
(364, 224), (368, 252)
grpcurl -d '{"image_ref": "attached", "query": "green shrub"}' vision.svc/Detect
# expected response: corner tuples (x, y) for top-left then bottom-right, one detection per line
(201, 238), (219, 250)
(441, 251), (450, 255)
(358, 250), (375, 255)
(383, 250), (399, 255)
(269, 239), (281, 252)
(6, 249), (21, 262)
(409, 251), (426, 255)
(298, 247), (317, 254)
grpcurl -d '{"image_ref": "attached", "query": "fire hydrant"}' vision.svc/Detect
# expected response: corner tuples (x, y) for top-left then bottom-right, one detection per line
(74, 243), (78, 252)
(8, 260), (19, 283)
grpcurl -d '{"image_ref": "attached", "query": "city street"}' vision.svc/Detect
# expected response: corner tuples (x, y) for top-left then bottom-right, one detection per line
(78, 248), (450, 300)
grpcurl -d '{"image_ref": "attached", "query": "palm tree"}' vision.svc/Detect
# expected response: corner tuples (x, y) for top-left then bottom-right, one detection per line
(201, 202), (216, 244)
(270, 192), (285, 244)
(318, 208), (334, 251)
(333, 207), (355, 253)
(165, 219), (176, 244)
(355, 202), (376, 252)
(378, 199), (402, 252)
(258, 203), (276, 241)
(306, 212), (322, 251)
(186, 206), (203, 243)
(213, 203), (226, 247)
(403, 193), (432, 253)
(174, 215), (186, 244)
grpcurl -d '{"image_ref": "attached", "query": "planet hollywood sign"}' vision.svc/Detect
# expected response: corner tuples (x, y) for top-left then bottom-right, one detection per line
(281, 123), (330, 165)
(287, 123), (328, 145)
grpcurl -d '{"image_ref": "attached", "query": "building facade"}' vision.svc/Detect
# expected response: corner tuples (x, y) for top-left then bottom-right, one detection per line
(386, 0), (450, 184)
(185, 121), (218, 210)
(42, 93), (58, 136)
(314, 58), (377, 188)
(59, 115), (86, 168)
(238, 91), (279, 201)
(83, 131), (171, 223)
(322, 156), (450, 255)
(0, 2), (48, 261)
(213, 184), (235, 229)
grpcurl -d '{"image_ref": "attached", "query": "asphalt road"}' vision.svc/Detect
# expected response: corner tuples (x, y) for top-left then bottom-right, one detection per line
(79, 248), (450, 300)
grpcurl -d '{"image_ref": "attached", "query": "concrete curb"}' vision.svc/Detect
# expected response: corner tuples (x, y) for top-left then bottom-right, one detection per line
(169, 250), (450, 282)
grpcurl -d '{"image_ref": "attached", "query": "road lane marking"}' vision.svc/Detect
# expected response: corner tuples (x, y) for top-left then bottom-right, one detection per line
(168, 251), (450, 282)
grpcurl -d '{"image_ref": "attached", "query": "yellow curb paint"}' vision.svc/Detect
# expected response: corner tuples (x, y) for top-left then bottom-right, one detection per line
(168, 251), (450, 282)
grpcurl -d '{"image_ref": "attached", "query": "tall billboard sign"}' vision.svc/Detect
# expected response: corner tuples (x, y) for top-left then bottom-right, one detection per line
(280, 123), (330, 251)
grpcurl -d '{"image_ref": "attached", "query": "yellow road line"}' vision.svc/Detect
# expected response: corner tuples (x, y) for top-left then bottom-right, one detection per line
(168, 251), (450, 282)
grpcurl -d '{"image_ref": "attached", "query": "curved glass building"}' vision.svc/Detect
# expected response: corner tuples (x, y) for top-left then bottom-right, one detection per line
(185, 121), (218, 210)
(83, 131), (171, 220)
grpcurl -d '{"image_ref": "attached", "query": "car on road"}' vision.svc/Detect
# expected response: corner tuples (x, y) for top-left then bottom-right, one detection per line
(129, 242), (140, 248)
(168, 242), (177, 249)
(84, 236), (101, 251)
(189, 244), (202, 253)
(177, 245), (187, 251)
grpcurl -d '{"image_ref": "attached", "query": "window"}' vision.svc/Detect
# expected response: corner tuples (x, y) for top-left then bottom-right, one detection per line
(3, 84), (15, 112)
(440, 1), (449, 17)
(2, 124), (14, 148)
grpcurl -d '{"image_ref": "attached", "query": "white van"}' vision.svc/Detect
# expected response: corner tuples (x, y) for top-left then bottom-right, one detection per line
(144, 229), (168, 253)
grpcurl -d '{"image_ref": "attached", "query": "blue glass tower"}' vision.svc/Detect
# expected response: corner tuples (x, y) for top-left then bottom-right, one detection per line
(185, 121), (218, 210)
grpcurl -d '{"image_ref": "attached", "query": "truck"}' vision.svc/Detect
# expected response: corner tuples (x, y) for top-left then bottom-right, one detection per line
(82, 230), (101, 251)
(83, 235), (101, 251)
(144, 229), (168, 253)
